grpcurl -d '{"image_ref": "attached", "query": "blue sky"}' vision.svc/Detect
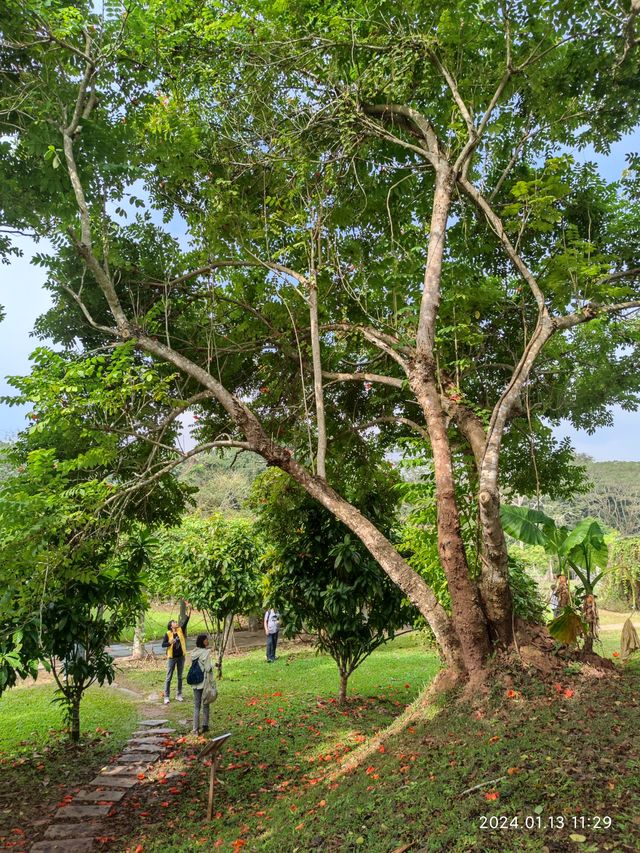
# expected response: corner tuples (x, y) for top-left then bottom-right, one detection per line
(1, 134), (639, 459)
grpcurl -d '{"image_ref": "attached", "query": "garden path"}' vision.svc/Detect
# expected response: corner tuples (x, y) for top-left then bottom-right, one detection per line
(29, 719), (173, 853)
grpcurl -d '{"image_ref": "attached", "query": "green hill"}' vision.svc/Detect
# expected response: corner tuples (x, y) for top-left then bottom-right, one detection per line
(542, 455), (640, 534)
(178, 449), (265, 516)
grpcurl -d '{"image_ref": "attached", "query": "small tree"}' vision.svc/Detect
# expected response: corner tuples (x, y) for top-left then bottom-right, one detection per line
(255, 469), (416, 704)
(501, 506), (609, 652)
(42, 567), (143, 742)
(155, 514), (261, 677)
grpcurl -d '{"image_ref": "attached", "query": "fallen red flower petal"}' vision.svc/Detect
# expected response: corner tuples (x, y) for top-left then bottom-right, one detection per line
(485, 791), (499, 801)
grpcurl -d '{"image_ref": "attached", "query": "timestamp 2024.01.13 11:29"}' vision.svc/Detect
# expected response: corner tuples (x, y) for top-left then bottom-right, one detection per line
(479, 814), (613, 831)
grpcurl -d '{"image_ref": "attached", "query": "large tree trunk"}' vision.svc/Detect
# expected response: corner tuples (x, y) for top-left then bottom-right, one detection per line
(409, 168), (491, 679)
(477, 484), (513, 645)
(411, 366), (491, 678)
(445, 394), (514, 646)
(132, 610), (147, 659)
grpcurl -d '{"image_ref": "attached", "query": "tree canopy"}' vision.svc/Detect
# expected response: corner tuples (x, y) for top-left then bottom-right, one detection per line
(1, 0), (639, 680)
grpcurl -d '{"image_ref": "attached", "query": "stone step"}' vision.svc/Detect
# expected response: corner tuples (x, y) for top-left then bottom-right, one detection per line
(88, 774), (137, 789)
(31, 839), (95, 852)
(54, 803), (112, 820)
(75, 788), (127, 803)
(118, 753), (157, 764)
(129, 736), (167, 745)
(138, 718), (169, 726)
(132, 727), (175, 736)
(44, 823), (102, 840)
(123, 743), (164, 754)
(99, 764), (146, 776)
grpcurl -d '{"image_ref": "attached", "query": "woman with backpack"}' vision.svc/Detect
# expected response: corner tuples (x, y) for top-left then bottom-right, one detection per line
(187, 633), (216, 735)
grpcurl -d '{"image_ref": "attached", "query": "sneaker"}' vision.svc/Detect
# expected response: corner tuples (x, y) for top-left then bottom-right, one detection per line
(163, 696), (170, 705)
(201, 725), (210, 733)
(176, 693), (184, 702)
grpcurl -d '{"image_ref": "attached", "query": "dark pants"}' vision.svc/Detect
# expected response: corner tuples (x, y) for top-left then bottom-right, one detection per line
(266, 631), (278, 661)
(193, 688), (210, 732)
(164, 655), (185, 697)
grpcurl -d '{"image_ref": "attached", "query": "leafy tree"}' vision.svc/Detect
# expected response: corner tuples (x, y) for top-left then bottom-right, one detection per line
(0, 347), (188, 737)
(42, 564), (143, 742)
(2, 1), (640, 682)
(0, 449), (146, 740)
(153, 515), (262, 677)
(254, 467), (416, 703)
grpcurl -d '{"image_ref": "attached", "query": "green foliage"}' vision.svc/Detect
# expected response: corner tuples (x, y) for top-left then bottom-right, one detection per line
(253, 467), (416, 699)
(177, 450), (265, 516)
(42, 565), (144, 741)
(153, 514), (261, 617)
(501, 505), (608, 594)
(152, 514), (262, 675)
(603, 536), (640, 609)
(507, 557), (546, 623)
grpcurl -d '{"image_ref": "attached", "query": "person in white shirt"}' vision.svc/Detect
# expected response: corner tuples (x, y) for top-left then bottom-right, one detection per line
(264, 607), (281, 662)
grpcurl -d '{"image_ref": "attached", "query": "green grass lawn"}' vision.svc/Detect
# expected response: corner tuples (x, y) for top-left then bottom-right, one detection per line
(1, 633), (638, 852)
(0, 681), (139, 838)
(599, 609), (637, 628)
(0, 681), (138, 754)
(110, 638), (639, 853)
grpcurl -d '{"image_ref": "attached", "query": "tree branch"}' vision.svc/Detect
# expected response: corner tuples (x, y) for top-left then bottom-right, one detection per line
(555, 298), (640, 329)
(322, 371), (403, 389)
(363, 103), (441, 158)
(457, 175), (546, 311)
(60, 285), (119, 336)
(355, 415), (430, 441)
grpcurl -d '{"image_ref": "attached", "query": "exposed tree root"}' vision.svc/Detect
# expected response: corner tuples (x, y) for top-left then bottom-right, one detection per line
(327, 669), (460, 781)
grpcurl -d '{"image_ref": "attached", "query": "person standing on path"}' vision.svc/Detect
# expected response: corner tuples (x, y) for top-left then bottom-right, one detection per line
(189, 633), (215, 734)
(162, 604), (191, 703)
(264, 607), (280, 663)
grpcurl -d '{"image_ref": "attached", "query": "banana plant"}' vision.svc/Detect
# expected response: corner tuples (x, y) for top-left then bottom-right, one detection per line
(500, 506), (608, 651)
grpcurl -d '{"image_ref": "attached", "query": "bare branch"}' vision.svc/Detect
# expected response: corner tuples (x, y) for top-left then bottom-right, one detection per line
(322, 371), (403, 389)
(428, 51), (475, 139)
(355, 415), (430, 441)
(157, 259), (309, 289)
(556, 298), (640, 329)
(60, 285), (119, 336)
(363, 103), (441, 157)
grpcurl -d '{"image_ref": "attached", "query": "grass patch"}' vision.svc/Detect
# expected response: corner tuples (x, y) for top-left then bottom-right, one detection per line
(0, 682), (139, 838)
(598, 609), (636, 628)
(110, 643), (639, 853)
